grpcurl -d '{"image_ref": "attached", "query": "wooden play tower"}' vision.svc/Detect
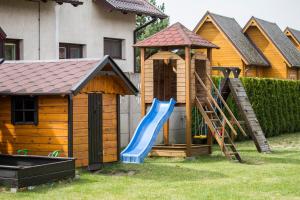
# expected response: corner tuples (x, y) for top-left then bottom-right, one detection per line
(134, 23), (246, 161)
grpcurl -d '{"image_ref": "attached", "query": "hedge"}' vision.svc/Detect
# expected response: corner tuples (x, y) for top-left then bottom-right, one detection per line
(212, 77), (300, 139)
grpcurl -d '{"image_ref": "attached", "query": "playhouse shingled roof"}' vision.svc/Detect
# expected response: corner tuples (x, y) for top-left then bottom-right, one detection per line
(245, 17), (300, 68)
(0, 56), (138, 95)
(99, 0), (167, 19)
(285, 27), (300, 45)
(134, 22), (218, 49)
(194, 12), (269, 67)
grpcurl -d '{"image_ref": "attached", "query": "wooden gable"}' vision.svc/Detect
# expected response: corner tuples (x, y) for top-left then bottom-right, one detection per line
(285, 29), (300, 51)
(244, 20), (289, 79)
(195, 15), (245, 75)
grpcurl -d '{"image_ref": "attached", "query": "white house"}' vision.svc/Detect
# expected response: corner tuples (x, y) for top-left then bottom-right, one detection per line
(0, 0), (167, 147)
(0, 0), (166, 72)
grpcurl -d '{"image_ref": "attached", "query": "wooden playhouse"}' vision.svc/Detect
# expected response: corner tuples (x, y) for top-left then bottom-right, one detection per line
(134, 22), (247, 161)
(0, 56), (138, 169)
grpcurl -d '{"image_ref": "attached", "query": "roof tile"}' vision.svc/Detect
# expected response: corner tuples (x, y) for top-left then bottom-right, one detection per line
(251, 17), (300, 67)
(100, 0), (167, 18)
(134, 22), (218, 48)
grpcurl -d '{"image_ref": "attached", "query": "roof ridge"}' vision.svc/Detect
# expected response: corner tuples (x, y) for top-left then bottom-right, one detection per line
(208, 11), (236, 21)
(252, 17), (277, 25)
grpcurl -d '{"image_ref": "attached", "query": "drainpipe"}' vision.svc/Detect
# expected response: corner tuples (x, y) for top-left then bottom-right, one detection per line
(133, 17), (158, 73)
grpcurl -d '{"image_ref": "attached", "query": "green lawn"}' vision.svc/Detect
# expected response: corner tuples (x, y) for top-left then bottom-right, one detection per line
(1, 133), (300, 200)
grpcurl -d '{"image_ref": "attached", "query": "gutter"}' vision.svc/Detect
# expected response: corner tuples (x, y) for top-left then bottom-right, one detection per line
(133, 17), (158, 73)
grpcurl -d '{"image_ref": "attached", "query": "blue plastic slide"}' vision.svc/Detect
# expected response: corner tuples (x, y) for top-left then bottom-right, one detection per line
(121, 98), (176, 164)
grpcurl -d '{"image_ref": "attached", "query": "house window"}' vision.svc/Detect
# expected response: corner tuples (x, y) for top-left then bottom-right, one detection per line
(104, 38), (123, 59)
(59, 43), (83, 59)
(12, 96), (38, 125)
(5, 39), (20, 60)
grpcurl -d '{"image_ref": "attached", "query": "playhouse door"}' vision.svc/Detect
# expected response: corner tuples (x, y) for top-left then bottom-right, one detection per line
(88, 93), (103, 170)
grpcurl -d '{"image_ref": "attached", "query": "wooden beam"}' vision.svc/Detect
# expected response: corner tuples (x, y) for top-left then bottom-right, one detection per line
(163, 120), (169, 145)
(207, 48), (212, 62)
(140, 48), (146, 117)
(185, 47), (192, 157)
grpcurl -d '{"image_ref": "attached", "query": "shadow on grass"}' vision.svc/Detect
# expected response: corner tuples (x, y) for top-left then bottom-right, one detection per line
(95, 161), (228, 182)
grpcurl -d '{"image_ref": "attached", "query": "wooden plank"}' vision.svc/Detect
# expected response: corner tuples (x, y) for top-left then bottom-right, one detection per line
(141, 48), (146, 117)
(185, 47), (192, 156)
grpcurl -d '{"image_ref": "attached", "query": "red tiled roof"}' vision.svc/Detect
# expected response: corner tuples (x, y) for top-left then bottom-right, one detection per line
(0, 56), (138, 95)
(99, 0), (167, 18)
(134, 22), (218, 48)
(0, 27), (6, 40)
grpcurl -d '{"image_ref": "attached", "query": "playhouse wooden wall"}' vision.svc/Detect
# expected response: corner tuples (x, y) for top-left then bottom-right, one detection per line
(0, 73), (125, 168)
(72, 93), (118, 167)
(245, 26), (295, 79)
(0, 96), (69, 156)
(191, 53), (212, 103)
(143, 51), (211, 104)
(73, 74), (122, 167)
(144, 51), (186, 103)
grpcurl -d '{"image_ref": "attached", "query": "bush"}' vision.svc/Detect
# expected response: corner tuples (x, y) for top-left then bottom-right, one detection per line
(211, 77), (300, 139)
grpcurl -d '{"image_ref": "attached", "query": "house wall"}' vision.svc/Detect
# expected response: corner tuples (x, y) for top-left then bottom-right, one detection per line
(0, 0), (136, 72)
(58, 0), (135, 72)
(0, 96), (69, 156)
(245, 26), (287, 79)
(195, 21), (245, 76)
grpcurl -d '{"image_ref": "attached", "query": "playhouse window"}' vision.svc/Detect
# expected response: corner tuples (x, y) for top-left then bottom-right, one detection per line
(153, 59), (177, 101)
(12, 96), (38, 125)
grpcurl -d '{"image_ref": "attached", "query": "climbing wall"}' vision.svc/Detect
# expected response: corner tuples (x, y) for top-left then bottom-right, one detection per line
(228, 78), (271, 153)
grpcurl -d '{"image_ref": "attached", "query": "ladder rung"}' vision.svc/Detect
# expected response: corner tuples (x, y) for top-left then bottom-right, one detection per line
(205, 111), (214, 114)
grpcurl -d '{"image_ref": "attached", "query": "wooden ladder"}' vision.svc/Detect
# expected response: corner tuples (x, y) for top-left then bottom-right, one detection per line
(194, 72), (246, 162)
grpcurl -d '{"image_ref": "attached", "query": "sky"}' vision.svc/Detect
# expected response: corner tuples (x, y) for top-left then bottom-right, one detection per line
(156, 0), (300, 31)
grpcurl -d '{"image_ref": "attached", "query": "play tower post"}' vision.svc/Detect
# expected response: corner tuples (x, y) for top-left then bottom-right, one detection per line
(185, 47), (192, 156)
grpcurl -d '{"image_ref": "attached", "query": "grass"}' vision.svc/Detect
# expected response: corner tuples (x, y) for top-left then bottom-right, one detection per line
(1, 133), (300, 200)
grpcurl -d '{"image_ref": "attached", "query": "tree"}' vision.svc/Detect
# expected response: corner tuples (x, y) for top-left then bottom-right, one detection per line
(135, 0), (169, 72)
(136, 0), (169, 41)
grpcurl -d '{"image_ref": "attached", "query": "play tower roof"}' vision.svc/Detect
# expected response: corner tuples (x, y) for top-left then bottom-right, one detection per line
(134, 22), (218, 49)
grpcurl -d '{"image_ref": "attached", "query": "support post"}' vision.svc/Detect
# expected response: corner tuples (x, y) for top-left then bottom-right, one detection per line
(140, 48), (146, 117)
(207, 48), (212, 63)
(207, 47), (213, 154)
(163, 120), (169, 145)
(185, 47), (192, 157)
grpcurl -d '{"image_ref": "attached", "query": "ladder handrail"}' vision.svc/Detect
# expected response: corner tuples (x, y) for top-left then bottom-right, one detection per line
(195, 97), (241, 162)
(195, 72), (238, 137)
(195, 97), (223, 145)
(206, 73), (247, 137)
